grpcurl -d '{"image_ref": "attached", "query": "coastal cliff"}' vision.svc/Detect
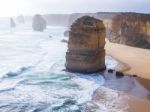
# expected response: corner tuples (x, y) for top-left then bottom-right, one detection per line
(107, 13), (150, 49)
(24, 12), (150, 49)
(67, 12), (150, 49)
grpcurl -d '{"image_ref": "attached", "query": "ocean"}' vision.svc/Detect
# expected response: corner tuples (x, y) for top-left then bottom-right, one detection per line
(0, 20), (125, 112)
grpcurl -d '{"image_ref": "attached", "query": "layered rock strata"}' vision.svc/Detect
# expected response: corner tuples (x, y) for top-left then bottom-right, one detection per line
(106, 13), (150, 49)
(66, 16), (106, 73)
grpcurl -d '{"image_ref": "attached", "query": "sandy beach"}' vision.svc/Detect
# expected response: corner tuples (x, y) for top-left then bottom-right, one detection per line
(105, 39), (150, 112)
(105, 39), (150, 79)
(127, 95), (150, 112)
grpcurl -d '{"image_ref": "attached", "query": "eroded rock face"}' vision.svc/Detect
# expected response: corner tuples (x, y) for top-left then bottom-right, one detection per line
(66, 16), (106, 73)
(32, 14), (47, 32)
(108, 13), (150, 49)
(67, 12), (150, 49)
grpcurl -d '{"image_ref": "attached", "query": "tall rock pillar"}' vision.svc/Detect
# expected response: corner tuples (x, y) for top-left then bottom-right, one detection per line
(66, 16), (106, 73)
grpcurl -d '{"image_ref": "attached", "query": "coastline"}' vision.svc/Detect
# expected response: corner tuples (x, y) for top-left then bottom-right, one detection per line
(101, 39), (150, 112)
(107, 54), (131, 72)
(127, 95), (150, 112)
(105, 39), (150, 79)
(92, 67), (150, 112)
(92, 80), (150, 112)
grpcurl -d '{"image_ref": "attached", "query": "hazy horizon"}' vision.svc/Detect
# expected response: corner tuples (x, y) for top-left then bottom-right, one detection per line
(0, 0), (150, 17)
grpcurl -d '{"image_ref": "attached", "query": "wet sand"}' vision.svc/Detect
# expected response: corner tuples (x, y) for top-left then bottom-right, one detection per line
(105, 39), (150, 79)
(92, 72), (150, 112)
(105, 40), (150, 111)
(127, 95), (150, 112)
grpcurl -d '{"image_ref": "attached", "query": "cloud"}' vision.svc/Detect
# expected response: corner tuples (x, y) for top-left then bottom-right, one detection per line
(0, 0), (149, 17)
(27, 0), (150, 14)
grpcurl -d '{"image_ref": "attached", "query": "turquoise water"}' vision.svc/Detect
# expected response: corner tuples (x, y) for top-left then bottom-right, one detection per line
(0, 69), (105, 112)
(0, 23), (118, 112)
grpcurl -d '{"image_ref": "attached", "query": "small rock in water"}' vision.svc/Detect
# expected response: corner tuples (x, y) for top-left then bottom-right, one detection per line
(116, 71), (124, 78)
(108, 69), (114, 73)
(61, 39), (68, 43)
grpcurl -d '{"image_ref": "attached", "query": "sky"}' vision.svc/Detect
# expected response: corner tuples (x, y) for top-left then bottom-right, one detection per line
(0, 0), (150, 17)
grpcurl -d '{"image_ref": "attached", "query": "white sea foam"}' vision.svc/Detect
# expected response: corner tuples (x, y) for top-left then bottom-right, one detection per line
(91, 86), (129, 112)
(0, 21), (128, 111)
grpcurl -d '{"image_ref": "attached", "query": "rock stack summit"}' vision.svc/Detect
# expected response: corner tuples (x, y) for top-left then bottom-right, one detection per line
(66, 16), (106, 73)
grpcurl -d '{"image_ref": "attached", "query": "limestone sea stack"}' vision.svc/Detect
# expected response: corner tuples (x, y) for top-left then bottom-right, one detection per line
(32, 14), (47, 32)
(10, 18), (16, 28)
(65, 16), (106, 73)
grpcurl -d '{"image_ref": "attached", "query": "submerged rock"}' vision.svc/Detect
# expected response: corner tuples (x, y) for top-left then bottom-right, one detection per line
(32, 14), (47, 32)
(66, 16), (106, 73)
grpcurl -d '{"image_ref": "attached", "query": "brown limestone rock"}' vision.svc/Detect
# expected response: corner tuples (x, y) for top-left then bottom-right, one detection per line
(108, 13), (150, 49)
(65, 16), (106, 73)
